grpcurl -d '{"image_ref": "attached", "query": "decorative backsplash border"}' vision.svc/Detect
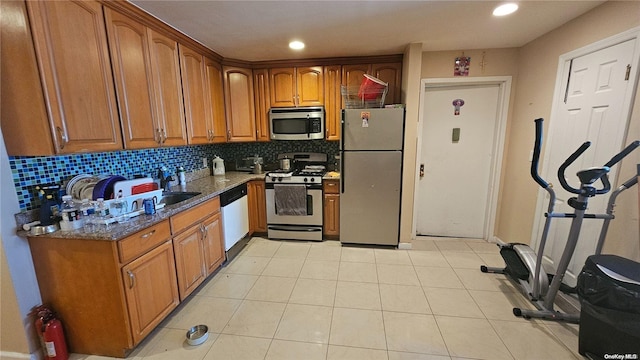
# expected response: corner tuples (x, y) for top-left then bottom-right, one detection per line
(10, 140), (339, 212)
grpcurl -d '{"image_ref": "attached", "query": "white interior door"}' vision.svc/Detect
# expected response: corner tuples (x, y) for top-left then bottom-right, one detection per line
(417, 84), (501, 238)
(534, 38), (638, 286)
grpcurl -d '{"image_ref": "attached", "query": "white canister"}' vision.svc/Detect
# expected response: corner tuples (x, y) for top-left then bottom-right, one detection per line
(212, 156), (225, 176)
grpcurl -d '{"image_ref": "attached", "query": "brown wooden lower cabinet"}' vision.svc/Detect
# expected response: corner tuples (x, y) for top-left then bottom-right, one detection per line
(28, 220), (178, 357)
(248, 180), (267, 234)
(323, 179), (340, 238)
(171, 197), (224, 300)
(27, 196), (225, 357)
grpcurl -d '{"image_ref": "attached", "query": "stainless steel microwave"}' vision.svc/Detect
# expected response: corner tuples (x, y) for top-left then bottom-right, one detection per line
(269, 106), (325, 140)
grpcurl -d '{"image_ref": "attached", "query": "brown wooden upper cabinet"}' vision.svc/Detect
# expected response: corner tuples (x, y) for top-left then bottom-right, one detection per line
(342, 63), (402, 105)
(23, 0), (123, 154)
(253, 68), (271, 142)
(223, 66), (257, 142)
(269, 66), (323, 107)
(205, 58), (228, 143)
(180, 45), (227, 145)
(105, 9), (187, 149)
(324, 65), (342, 141)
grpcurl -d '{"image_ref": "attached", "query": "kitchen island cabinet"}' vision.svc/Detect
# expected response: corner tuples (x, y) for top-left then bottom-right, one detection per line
(223, 66), (257, 142)
(323, 179), (340, 238)
(170, 196), (224, 300)
(19, 0), (123, 154)
(28, 220), (178, 357)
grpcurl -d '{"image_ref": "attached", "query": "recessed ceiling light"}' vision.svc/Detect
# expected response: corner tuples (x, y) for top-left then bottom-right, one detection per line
(493, 3), (518, 16)
(289, 41), (305, 50)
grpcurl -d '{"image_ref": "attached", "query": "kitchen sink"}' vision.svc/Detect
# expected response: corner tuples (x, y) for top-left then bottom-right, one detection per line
(160, 191), (201, 206)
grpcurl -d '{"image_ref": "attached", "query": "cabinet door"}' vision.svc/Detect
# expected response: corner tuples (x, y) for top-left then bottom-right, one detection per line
(342, 64), (371, 89)
(297, 66), (324, 106)
(323, 193), (340, 237)
(205, 58), (227, 143)
(269, 67), (296, 107)
(147, 29), (187, 146)
(173, 225), (206, 300)
(324, 65), (341, 141)
(203, 212), (225, 276)
(253, 68), (271, 141)
(180, 45), (211, 145)
(223, 66), (256, 142)
(105, 9), (158, 149)
(27, 0), (123, 153)
(372, 63), (402, 105)
(122, 240), (179, 344)
(1, 0), (53, 156)
(248, 180), (267, 234)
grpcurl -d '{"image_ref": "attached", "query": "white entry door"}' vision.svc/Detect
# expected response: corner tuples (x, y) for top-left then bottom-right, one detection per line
(534, 38), (638, 286)
(417, 84), (501, 238)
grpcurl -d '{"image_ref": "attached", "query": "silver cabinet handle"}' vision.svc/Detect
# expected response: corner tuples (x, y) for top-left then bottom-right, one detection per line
(56, 126), (68, 149)
(161, 129), (167, 144)
(227, 130), (231, 140)
(127, 270), (135, 289)
(140, 229), (156, 239)
(156, 128), (162, 144)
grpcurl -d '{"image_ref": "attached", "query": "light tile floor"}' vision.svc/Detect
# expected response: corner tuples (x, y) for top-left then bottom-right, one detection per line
(70, 236), (581, 360)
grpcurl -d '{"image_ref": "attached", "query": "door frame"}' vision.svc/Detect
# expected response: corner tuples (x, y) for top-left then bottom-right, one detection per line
(530, 27), (640, 250)
(414, 76), (512, 241)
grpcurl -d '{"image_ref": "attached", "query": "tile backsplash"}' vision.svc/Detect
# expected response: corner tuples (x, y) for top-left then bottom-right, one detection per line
(10, 140), (339, 212)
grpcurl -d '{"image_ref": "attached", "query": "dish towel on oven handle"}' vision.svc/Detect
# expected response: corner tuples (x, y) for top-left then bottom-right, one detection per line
(274, 184), (307, 216)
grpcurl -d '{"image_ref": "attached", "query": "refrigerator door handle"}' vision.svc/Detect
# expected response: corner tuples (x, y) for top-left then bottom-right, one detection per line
(340, 153), (345, 193)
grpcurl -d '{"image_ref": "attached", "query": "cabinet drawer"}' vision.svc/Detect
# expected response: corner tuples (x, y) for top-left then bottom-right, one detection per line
(323, 179), (340, 194)
(170, 196), (220, 235)
(118, 220), (171, 264)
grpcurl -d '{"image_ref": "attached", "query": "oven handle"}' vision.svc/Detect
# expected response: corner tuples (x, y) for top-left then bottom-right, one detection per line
(268, 226), (322, 232)
(265, 183), (322, 190)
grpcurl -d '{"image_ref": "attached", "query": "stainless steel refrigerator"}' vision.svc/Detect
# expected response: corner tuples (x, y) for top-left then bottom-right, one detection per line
(340, 107), (404, 246)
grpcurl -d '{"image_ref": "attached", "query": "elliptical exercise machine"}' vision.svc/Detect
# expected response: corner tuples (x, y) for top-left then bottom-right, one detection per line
(481, 118), (639, 323)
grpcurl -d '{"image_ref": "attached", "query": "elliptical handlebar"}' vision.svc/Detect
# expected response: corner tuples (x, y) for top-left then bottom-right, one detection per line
(531, 119), (550, 189)
(557, 141), (592, 194)
(604, 140), (640, 168)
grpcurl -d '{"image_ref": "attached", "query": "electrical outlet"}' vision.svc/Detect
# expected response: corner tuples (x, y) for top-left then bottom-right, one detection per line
(202, 157), (208, 167)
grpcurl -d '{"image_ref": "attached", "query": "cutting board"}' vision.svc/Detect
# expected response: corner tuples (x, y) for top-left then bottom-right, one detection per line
(112, 178), (153, 199)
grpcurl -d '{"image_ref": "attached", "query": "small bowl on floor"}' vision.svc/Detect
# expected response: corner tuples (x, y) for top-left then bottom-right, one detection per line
(185, 325), (209, 346)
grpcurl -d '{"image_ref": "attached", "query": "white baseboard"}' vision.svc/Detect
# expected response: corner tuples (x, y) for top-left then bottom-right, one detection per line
(0, 351), (41, 360)
(398, 242), (412, 250)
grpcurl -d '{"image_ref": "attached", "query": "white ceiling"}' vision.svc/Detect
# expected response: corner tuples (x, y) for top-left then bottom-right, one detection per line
(130, 0), (606, 62)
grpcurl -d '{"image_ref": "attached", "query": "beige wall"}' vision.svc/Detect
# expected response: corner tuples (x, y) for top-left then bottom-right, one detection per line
(0, 236), (31, 357)
(499, 1), (640, 260)
(412, 1), (640, 261)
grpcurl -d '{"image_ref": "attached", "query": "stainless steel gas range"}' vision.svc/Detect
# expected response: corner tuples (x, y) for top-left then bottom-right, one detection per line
(265, 152), (327, 241)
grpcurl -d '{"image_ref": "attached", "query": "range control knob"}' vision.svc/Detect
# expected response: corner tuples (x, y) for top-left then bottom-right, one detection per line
(278, 177), (283, 182)
(310, 178), (315, 183)
(271, 177), (276, 182)
(303, 178), (308, 182)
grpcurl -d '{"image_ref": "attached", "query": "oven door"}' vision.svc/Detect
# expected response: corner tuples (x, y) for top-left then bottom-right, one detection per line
(265, 184), (323, 225)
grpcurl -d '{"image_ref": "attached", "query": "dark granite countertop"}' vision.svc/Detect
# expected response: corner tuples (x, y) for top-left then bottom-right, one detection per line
(24, 172), (265, 242)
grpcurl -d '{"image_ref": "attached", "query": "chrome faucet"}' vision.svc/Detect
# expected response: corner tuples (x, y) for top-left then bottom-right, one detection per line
(158, 168), (174, 192)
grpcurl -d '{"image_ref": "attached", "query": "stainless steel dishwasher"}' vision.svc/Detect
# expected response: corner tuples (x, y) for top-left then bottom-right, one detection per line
(220, 183), (249, 262)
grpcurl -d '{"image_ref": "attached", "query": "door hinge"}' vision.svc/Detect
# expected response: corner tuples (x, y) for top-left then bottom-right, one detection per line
(625, 64), (631, 81)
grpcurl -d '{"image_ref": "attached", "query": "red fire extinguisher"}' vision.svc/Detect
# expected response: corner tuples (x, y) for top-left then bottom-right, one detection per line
(34, 305), (69, 360)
